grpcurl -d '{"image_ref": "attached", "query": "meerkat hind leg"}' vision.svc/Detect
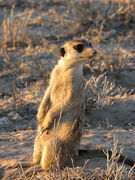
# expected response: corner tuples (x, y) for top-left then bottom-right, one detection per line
(33, 135), (42, 164)
(41, 137), (71, 170)
(41, 138), (58, 169)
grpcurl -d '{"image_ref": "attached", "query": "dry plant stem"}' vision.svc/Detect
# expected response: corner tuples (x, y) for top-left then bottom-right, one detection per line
(85, 74), (115, 105)
(128, 164), (135, 180)
(29, 166), (36, 180)
(3, 4), (33, 47)
(12, 80), (17, 110)
(19, 162), (27, 179)
(103, 136), (135, 180)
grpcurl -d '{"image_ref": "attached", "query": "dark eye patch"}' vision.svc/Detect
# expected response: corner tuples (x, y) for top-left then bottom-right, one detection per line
(88, 42), (92, 47)
(60, 47), (65, 57)
(73, 44), (85, 53)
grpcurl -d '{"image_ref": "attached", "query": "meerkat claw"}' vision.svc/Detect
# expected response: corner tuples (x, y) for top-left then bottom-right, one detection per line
(40, 127), (49, 135)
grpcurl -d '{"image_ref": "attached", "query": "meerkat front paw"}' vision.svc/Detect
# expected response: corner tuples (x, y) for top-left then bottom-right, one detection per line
(40, 127), (49, 135)
(37, 111), (45, 122)
(40, 120), (52, 135)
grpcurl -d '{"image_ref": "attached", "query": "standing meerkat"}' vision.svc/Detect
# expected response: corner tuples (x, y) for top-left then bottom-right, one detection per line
(33, 39), (97, 169)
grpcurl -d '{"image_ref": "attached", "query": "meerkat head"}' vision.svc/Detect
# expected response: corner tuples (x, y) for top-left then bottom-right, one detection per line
(59, 39), (97, 66)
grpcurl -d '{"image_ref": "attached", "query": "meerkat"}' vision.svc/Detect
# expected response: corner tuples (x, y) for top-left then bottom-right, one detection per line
(33, 39), (97, 169)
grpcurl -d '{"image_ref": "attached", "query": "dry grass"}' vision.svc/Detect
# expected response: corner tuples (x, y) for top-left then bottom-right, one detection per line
(104, 136), (129, 180)
(0, 0), (134, 179)
(16, 137), (135, 180)
(2, 4), (33, 48)
(85, 74), (130, 111)
(68, 0), (135, 41)
(92, 45), (128, 72)
(67, 0), (134, 72)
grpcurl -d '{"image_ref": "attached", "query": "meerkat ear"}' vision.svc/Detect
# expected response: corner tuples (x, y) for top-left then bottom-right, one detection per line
(60, 47), (65, 57)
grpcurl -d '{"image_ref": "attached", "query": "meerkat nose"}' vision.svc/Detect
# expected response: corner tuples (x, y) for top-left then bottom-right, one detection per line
(93, 50), (97, 55)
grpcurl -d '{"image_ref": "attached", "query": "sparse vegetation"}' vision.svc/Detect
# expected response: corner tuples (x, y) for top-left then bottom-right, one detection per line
(85, 73), (130, 110)
(11, 136), (135, 179)
(92, 45), (128, 72)
(2, 4), (33, 48)
(103, 136), (134, 180)
(0, 0), (135, 179)
(68, 0), (135, 41)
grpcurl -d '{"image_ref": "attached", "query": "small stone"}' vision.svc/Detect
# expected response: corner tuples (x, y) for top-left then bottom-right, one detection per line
(105, 29), (117, 39)
(8, 111), (23, 122)
(27, 126), (34, 130)
(0, 117), (13, 128)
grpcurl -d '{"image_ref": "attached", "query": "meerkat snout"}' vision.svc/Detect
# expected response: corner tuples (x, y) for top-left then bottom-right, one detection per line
(92, 50), (97, 55)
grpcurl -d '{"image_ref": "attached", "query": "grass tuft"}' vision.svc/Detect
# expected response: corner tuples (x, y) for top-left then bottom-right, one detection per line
(2, 4), (33, 48)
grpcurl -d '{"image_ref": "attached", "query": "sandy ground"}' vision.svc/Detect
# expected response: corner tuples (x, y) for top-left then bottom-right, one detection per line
(0, 0), (135, 179)
(0, 128), (135, 179)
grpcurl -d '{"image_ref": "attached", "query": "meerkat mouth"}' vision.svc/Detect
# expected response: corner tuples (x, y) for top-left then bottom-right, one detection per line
(88, 55), (96, 59)
(88, 52), (97, 59)
(90, 50), (97, 58)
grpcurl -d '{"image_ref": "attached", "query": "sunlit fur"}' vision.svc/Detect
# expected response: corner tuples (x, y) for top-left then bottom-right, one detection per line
(33, 39), (96, 169)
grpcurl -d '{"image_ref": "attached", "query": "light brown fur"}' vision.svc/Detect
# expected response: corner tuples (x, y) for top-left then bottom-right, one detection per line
(33, 39), (97, 169)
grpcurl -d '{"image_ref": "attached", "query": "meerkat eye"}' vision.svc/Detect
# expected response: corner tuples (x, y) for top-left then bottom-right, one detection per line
(88, 42), (92, 47)
(60, 47), (65, 57)
(73, 44), (84, 53)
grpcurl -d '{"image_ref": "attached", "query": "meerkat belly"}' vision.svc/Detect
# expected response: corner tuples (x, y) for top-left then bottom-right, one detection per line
(51, 80), (72, 105)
